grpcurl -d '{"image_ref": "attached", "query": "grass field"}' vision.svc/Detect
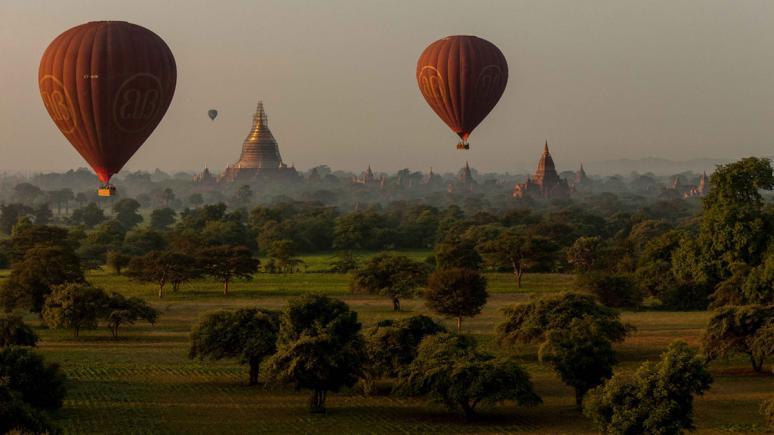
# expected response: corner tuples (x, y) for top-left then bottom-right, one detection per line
(3, 262), (772, 433)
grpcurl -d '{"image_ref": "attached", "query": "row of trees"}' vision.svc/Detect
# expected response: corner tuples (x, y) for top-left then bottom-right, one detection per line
(187, 292), (715, 432)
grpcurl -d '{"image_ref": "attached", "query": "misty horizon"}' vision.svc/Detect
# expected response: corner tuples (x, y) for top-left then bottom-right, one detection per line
(2, 0), (773, 176)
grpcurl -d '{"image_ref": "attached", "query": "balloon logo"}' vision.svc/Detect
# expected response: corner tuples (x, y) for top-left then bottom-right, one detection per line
(208, 109), (218, 121)
(38, 21), (177, 190)
(416, 35), (508, 149)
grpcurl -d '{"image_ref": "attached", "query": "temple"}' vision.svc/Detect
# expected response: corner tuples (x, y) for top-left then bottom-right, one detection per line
(218, 100), (298, 183)
(512, 141), (571, 199)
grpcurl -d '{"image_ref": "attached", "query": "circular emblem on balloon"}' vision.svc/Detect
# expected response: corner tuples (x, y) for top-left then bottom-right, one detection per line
(39, 75), (78, 135)
(113, 73), (165, 133)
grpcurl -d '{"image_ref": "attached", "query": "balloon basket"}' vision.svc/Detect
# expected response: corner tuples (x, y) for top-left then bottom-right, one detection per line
(456, 142), (470, 150)
(98, 185), (117, 197)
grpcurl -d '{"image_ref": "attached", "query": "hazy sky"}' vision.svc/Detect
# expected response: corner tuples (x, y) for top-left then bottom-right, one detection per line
(1, 0), (773, 175)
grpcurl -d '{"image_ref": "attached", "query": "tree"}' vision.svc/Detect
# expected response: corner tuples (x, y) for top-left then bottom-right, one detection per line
(0, 346), (67, 411)
(328, 251), (359, 273)
(160, 188), (176, 207)
(478, 231), (554, 288)
(112, 198), (143, 229)
(188, 193), (204, 207)
(32, 203), (53, 225)
(424, 268), (488, 333)
(0, 245), (85, 313)
(0, 203), (32, 234)
(198, 245), (259, 295)
(698, 157), (773, 280)
(42, 284), (109, 337)
(351, 253), (430, 311)
(70, 202), (105, 228)
(233, 184), (253, 207)
(126, 251), (200, 297)
(265, 294), (365, 413)
(267, 239), (305, 273)
(189, 308), (279, 385)
(9, 223), (74, 262)
(123, 228), (167, 256)
(567, 236), (603, 272)
(364, 315), (446, 382)
(0, 314), (38, 347)
(12, 183), (43, 205)
(105, 293), (158, 338)
(106, 250), (131, 275)
(577, 272), (641, 308)
(539, 317), (616, 408)
(434, 238), (482, 270)
(742, 252), (774, 305)
(396, 334), (541, 419)
(150, 207), (177, 230)
(497, 292), (631, 346)
(584, 341), (712, 434)
(0, 384), (55, 435)
(703, 305), (773, 372)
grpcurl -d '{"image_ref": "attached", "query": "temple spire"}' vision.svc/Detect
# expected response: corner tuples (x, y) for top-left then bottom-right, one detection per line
(544, 140), (549, 154)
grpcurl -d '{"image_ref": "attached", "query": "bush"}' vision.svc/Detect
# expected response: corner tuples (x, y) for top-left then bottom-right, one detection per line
(0, 314), (37, 347)
(761, 396), (774, 430)
(660, 281), (712, 310)
(364, 315), (446, 380)
(0, 346), (67, 410)
(577, 272), (642, 308)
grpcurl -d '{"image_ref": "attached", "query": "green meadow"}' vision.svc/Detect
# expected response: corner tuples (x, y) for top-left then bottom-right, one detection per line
(2, 258), (771, 434)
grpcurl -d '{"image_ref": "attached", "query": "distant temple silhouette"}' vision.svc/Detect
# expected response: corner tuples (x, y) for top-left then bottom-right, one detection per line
(512, 141), (571, 199)
(212, 100), (298, 183)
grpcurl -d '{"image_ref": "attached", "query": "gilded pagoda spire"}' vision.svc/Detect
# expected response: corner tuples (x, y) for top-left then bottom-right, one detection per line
(234, 100), (282, 169)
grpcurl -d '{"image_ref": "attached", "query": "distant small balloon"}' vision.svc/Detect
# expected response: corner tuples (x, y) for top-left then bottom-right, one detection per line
(208, 109), (218, 121)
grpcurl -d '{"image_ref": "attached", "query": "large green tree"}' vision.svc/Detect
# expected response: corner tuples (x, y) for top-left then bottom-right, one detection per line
(351, 253), (430, 311)
(265, 294), (364, 413)
(424, 268), (488, 333)
(190, 308), (279, 385)
(198, 245), (259, 296)
(42, 284), (109, 337)
(126, 251), (200, 298)
(112, 198), (143, 230)
(0, 313), (38, 347)
(105, 293), (159, 338)
(0, 245), (85, 312)
(698, 157), (774, 280)
(703, 304), (773, 372)
(478, 231), (554, 288)
(584, 341), (712, 434)
(539, 317), (616, 408)
(396, 334), (541, 419)
(497, 292), (631, 347)
(363, 315), (446, 383)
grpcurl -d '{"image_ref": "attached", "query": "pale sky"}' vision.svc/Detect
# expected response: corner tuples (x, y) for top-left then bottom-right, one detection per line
(1, 0), (773, 175)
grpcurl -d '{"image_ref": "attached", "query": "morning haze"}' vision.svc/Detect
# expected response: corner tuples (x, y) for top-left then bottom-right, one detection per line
(1, 0), (773, 174)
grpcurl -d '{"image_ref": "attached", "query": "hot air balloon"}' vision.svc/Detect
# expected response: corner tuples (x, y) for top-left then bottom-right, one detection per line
(416, 35), (508, 150)
(38, 21), (177, 196)
(208, 109), (218, 121)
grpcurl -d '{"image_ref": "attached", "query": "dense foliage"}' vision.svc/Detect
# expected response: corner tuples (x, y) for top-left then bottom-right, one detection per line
(584, 341), (712, 434)
(396, 334), (541, 418)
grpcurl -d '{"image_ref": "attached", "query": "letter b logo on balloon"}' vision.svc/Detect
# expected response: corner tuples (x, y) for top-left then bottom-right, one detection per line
(114, 73), (164, 133)
(39, 75), (77, 135)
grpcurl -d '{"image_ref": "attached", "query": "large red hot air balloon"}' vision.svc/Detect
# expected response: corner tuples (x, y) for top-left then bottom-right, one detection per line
(416, 35), (508, 150)
(38, 21), (176, 196)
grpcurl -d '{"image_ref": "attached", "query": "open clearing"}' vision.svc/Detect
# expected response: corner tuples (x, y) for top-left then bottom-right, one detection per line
(6, 268), (772, 434)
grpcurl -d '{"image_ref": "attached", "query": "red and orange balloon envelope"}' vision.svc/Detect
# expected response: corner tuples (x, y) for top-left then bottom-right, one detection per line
(38, 21), (176, 192)
(416, 35), (508, 149)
